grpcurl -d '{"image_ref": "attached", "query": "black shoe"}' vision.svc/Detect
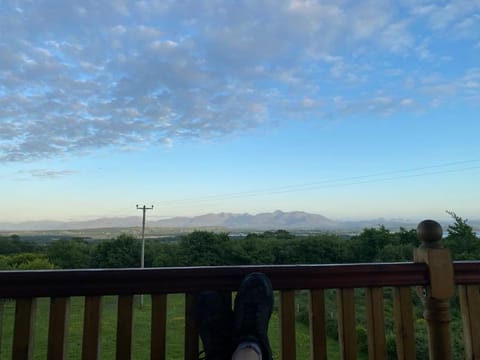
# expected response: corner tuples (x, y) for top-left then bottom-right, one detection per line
(233, 272), (274, 360)
(193, 291), (234, 360)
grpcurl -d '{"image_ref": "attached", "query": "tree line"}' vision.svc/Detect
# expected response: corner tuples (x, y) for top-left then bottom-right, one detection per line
(0, 212), (477, 270)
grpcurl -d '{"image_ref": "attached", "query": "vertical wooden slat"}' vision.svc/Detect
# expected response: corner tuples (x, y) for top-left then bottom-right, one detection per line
(466, 285), (480, 358)
(280, 290), (296, 360)
(184, 293), (198, 360)
(47, 297), (70, 360)
(13, 298), (37, 360)
(337, 288), (357, 360)
(0, 299), (4, 357)
(116, 295), (134, 360)
(151, 294), (167, 360)
(459, 285), (480, 359)
(309, 289), (327, 360)
(365, 288), (386, 360)
(393, 287), (415, 360)
(82, 296), (102, 360)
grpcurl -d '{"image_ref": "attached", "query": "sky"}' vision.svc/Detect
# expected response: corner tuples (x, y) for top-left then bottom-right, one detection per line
(0, 0), (479, 222)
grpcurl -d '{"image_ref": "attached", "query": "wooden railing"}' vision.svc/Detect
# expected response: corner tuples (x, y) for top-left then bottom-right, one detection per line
(0, 220), (479, 359)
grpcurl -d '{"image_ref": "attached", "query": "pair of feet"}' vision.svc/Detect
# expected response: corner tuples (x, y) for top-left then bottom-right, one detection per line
(193, 272), (274, 360)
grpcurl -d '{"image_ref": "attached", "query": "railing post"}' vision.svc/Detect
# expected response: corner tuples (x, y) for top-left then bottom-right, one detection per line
(414, 220), (454, 360)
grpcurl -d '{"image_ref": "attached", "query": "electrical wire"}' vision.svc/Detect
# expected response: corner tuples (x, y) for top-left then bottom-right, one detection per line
(156, 159), (480, 207)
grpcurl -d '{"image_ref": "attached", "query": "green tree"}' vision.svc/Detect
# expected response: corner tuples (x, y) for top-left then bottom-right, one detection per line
(444, 211), (480, 259)
(397, 227), (419, 246)
(0, 253), (55, 269)
(0, 255), (11, 270)
(16, 257), (56, 270)
(91, 234), (141, 268)
(349, 226), (394, 262)
(376, 243), (412, 262)
(176, 231), (231, 266)
(0, 235), (41, 254)
(231, 237), (276, 265)
(47, 238), (92, 269)
(151, 242), (180, 267)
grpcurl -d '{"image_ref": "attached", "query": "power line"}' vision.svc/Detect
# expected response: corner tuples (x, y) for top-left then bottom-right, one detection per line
(156, 159), (480, 206)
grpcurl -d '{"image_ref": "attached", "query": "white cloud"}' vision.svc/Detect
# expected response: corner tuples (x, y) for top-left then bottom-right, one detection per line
(417, 68), (480, 104)
(415, 38), (432, 60)
(379, 21), (414, 53)
(349, 0), (392, 40)
(409, 1), (480, 34)
(400, 98), (415, 107)
(333, 95), (417, 117)
(17, 169), (76, 179)
(0, 0), (478, 162)
(302, 98), (316, 108)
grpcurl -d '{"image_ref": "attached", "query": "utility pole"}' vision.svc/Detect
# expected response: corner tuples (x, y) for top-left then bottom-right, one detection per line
(136, 204), (153, 307)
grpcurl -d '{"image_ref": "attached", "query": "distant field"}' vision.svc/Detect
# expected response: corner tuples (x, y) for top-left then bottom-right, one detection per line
(0, 227), (218, 241)
(0, 294), (367, 360)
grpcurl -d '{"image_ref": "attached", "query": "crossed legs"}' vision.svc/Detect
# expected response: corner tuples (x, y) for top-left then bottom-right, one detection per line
(194, 273), (273, 360)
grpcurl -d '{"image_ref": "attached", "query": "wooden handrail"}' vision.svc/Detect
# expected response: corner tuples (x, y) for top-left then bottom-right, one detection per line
(0, 262), (432, 298)
(453, 261), (480, 284)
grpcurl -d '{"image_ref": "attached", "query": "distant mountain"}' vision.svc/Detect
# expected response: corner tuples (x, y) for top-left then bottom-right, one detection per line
(152, 210), (337, 229)
(0, 217), (140, 231)
(0, 211), (336, 231)
(1, 211), (477, 232)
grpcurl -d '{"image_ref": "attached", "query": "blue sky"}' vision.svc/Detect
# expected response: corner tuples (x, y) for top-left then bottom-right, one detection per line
(0, 0), (479, 222)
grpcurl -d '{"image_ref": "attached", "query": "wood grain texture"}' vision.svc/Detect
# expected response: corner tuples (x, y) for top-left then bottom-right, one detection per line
(184, 293), (198, 360)
(150, 294), (167, 360)
(82, 296), (102, 360)
(13, 298), (37, 360)
(459, 285), (480, 359)
(116, 295), (134, 360)
(337, 288), (357, 360)
(47, 297), (70, 360)
(0, 263), (431, 297)
(309, 289), (327, 360)
(0, 299), (4, 357)
(280, 290), (296, 360)
(393, 287), (415, 360)
(365, 288), (386, 360)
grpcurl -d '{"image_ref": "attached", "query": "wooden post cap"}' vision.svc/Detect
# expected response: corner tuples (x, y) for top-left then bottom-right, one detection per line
(417, 220), (443, 249)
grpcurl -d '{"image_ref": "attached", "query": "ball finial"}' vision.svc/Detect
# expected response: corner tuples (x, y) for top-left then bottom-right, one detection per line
(417, 220), (443, 248)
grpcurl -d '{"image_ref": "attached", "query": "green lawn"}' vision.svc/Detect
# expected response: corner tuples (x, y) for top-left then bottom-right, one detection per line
(0, 294), (363, 359)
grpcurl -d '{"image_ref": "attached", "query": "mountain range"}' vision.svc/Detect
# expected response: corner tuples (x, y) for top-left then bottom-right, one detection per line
(1, 210), (470, 232)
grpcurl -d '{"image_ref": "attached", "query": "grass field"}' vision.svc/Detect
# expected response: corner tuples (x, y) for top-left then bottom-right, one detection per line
(0, 293), (370, 359)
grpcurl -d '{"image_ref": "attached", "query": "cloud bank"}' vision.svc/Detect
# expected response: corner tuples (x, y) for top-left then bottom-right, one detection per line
(0, 0), (479, 161)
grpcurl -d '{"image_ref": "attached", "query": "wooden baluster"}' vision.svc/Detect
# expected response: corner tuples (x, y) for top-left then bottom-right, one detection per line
(13, 298), (37, 360)
(280, 290), (296, 360)
(47, 297), (70, 360)
(116, 295), (134, 360)
(365, 288), (386, 359)
(151, 294), (167, 360)
(184, 293), (198, 360)
(414, 220), (454, 360)
(309, 289), (327, 360)
(337, 288), (356, 360)
(0, 299), (4, 357)
(82, 296), (102, 360)
(459, 285), (480, 359)
(393, 287), (415, 359)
